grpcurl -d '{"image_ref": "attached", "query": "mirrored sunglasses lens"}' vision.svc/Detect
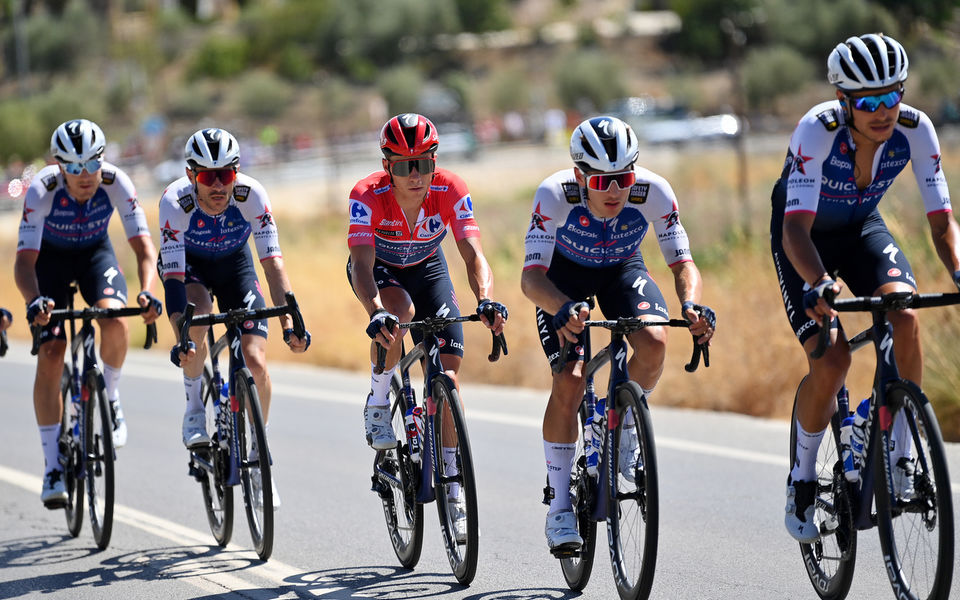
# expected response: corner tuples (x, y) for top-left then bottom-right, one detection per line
(196, 168), (235, 185)
(588, 171), (636, 191)
(853, 90), (902, 112)
(63, 158), (102, 175)
(391, 158), (434, 177)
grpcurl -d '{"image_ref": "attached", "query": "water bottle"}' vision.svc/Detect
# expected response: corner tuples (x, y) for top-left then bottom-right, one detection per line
(405, 405), (423, 463)
(586, 397), (605, 477)
(850, 398), (869, 464)
(839, 416), (860, 482)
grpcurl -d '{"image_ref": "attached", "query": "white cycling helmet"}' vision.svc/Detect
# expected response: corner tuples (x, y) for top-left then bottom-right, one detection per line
(50, 119), (105, 163)
(570, 116), (639, 172)
(184, 128), (240, 169)
(827, 33), (908, 91)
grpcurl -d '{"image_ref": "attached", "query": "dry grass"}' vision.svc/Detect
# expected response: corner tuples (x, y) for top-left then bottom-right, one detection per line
(1, 137), (958, 439)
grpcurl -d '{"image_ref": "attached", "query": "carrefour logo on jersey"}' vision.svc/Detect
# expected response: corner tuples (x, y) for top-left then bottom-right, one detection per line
(349, 200), (371, 226)
(454, 196), (474, 220)
(416, 215), (444, 239)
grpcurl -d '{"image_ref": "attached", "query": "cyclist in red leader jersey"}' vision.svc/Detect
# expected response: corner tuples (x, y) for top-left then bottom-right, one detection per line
(347, 113), (507, 454)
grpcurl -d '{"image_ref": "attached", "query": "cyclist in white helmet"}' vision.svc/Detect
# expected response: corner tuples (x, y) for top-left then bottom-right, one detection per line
(771, 33), (960, 542)
(159, 128), (309, 511)
(15, 118), (161, 508)
(521, 115), (715, 552)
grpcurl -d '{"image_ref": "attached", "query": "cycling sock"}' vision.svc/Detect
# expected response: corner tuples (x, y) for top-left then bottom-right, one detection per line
(39, 424), (61, 472)
(368, 364), (395, 406)
(791, 420), (826, 482)
(890, 411), (912, 461)
(102, 363), (121, 403)
(544, 441), (576, 513)
(443, 446), (460, 499)
(183, 374), (203, 413)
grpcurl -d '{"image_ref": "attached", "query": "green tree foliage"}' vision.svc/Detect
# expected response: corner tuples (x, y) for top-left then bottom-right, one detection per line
(553, 50), (627, 113)
(378, 65), (425, 116)
(0, 101), (47, 163)
(188, 35), (249, 79)
(1, 0), (107, 76)
(741, 44), (814, 110)
(874, 0), (955, 27)
(663, 0), (763, 64)
(236, 71), (294, 119)
(453, 0), (511, 33)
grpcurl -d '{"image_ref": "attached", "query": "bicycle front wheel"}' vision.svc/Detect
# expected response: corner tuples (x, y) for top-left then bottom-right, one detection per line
(84, 370), (114, 550)
(789, 397), (857, 600)
(373, 375), (423, 569)
(60, 365), (83, 537)
(235, 368), (274, 561)
(607, 382), (658, 600)
(197, 364), (233, 547)
(560, 400), (597, 591)
(875, 381), (954, 600)
(431, 375), (478, 585)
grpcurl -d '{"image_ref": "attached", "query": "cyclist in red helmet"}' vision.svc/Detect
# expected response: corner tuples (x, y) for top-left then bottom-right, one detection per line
(347, 114), (507, 505)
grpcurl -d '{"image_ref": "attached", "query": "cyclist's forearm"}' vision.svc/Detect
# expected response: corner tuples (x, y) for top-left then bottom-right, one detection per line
(130, 236), (158, 294)
(783, 220), (829, 285)
(670, 261), (702, 305)
(14, 253), (41, 302)
(928, 212), (960, 274)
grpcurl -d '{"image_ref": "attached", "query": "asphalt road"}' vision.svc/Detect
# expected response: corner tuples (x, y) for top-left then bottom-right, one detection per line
(1, 342), (958, 599)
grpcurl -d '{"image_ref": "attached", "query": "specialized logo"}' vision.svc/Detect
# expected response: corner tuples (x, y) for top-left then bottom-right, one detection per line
(104, 266), (119, 285)
(161, 220), (180, 242)
(243, 290), (257, 310)
(632, 275), (648, 296)
(529, 202), (552, 232)
(883, 242), (899, 264)
(435, 302), (451, 318)
(791, 145), (813, 175)
(880, 331), (894, 366)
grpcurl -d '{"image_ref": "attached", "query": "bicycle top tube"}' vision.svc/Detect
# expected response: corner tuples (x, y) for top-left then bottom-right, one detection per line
(811, 290), (960, 358)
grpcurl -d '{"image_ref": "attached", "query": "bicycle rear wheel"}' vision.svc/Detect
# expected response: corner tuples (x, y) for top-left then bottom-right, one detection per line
(875, 381), (954, 600)
(84, 370), (114, 550)
(789, 395), (857, 600)
(560, 401), (598, 591)
(60, 365), (83, 537)
(197, 364), (233, 547)
(607, 382), (658, 600)
(373, 375), (423, 569)
(431, 375), (478, 585)
(235, 368), (273, 560)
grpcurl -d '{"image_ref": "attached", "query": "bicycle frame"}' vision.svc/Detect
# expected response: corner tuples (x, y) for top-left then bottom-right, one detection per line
(205, 326), (250, 488)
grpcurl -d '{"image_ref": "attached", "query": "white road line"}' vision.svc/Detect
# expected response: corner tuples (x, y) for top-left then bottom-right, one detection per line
(0, 464), (316, 595)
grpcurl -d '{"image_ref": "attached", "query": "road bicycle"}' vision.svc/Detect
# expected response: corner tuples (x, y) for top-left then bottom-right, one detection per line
(179, 292), (306, 561)
(370, 308), (507, 585)
(30, 283), (157, 550)
(549, 307), (708, 600)
(794, 289), (956, 600)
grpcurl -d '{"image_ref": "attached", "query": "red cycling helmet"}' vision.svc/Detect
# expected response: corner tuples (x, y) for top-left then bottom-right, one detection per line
(379, 113), (439, 157)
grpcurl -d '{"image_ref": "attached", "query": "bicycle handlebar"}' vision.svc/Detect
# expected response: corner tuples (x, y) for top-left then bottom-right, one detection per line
(177, 291), (307, 354)
(373, 312), (508, 375)
(810, 290), (960, 359)
(30, 304), (157, 356)
(551, 317), (709, 375)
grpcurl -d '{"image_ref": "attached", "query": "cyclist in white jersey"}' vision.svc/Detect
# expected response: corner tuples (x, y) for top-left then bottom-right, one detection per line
(522, 116), (715, 551)
(771, 34), (960, 542)
(160, 128), (309, 510)
(14, 119), (161, 508)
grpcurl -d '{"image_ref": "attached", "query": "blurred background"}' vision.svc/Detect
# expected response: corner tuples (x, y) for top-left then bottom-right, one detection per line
(2, 0), (960, 438)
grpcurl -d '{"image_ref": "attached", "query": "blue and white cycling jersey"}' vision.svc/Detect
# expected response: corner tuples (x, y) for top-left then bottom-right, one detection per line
(158, 173), (281, 277)
(17, 163), (150, 253)
(781, 100), (951, 231)
(523, 167), (692, 272)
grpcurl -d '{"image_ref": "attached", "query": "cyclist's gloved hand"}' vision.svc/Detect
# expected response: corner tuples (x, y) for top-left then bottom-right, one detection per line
(26, 296), (53, 325)
(137, 290), (163, 316)
(802, 277), (836, 313)
(953, 270), (960, 292)
(0, 307), (11, 325)
(366, 308), (398, 340)
(477, 299), (508, 321)
(284, 327), (311, 351)
(682, 301), (717, 329)
(170, 341), (196, 368)
(551, 300), (586, 331)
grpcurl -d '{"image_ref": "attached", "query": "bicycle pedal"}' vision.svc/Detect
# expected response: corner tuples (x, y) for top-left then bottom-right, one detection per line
(550, 544), (581, 559)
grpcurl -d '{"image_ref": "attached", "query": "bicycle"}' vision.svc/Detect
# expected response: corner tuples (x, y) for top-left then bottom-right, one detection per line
(548, 306), (708, 600)
(29, 283), (157, 550)
(179, 291), (306, 561)
(794, 289), (956, 600)
(369, 307), (507, 585)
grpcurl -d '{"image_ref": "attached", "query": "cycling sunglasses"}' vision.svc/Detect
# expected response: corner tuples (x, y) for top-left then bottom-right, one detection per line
(846, 88), (904, 113)
(389, 157), (436, 177)
(60, 157), (103, 175)
(585, 169), (636, 192)
(194, 167), (237, 186)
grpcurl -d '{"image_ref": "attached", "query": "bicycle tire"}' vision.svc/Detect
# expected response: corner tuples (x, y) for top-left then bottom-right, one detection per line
(235, 368), (274, 560)
(560, 400), (598, 591)
(374, 375), (424, 569)
(61, 365), (83, 537)
(84, 370), (114, 550)
(431, 374), (479, 585)
(198, 364), (234, 547)
(607, 381), (658, 600)
(789, 394), (857, 600)
(875, 381), (954, 600)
